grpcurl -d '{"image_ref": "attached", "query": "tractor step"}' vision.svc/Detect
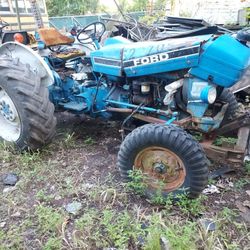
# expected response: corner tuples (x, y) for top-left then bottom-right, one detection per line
(60, 101), (88, 112)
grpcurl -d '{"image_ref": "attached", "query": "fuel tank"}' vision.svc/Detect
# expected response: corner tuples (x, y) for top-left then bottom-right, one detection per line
(190, 34), (250, 88)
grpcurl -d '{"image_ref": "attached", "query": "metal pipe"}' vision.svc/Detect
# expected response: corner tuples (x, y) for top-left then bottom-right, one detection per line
(106, 107), (133, 113)
(105, 99), (172, 116)
(106, 106), (182, 125)
(133, 114), (166, 124)
(14, 0), (21, 30)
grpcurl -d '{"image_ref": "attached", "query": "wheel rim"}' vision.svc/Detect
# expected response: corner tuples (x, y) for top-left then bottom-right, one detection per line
(0, 87), (21, 142)
(134, 146), (186, 192)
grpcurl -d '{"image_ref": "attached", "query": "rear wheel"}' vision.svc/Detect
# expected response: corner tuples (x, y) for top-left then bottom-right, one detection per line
(218, 89), (238, 125)
(0, 56), (56, 151)
(118, 124), (209, 198)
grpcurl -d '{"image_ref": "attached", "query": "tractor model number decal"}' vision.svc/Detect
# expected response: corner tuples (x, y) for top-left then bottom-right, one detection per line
(133, 52), (169, 66)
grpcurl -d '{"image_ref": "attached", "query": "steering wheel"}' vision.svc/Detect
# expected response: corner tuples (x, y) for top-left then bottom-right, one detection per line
(77, 21), (106, 45)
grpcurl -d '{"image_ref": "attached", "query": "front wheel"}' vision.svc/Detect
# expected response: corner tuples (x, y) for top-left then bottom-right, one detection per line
(0, 56), (56, 151)
(118, 124), (209, 198)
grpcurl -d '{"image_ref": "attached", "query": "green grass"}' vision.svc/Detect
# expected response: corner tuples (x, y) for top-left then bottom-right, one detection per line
(0, 126), (249, 250)
(35, 205), (64, 235)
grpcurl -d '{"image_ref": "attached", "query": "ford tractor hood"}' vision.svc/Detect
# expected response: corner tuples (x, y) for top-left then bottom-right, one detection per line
(90, 35), (212, 77)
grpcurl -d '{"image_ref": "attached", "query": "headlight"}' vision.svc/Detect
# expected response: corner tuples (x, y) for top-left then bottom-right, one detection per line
(200, 86), (217, 104)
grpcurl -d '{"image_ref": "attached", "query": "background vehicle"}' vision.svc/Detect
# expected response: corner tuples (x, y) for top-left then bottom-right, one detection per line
(0, 21), (249, 199)
(0, 19), (31, 44)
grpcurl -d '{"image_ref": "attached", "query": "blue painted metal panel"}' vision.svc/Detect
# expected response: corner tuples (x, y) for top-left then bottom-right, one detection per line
(104, 36), (132, 46)
(124, 54), (199, 77)
(190, 35), (250, 87)
(90, 35), (211, 77)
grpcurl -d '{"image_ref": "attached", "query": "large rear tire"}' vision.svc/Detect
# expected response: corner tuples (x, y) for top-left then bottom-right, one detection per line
(118, 124), (209, 198)
(0, 56), (56, 151)
(218, 89), (238, 125)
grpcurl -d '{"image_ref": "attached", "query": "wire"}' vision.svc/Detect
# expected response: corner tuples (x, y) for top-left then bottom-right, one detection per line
(121, 102), (144, 140)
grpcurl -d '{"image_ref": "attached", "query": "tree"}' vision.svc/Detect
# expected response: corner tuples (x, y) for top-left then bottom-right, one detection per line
(46, 0), (99, 16)
(129, 0), (148, 12)
(154, 0), (167, 10)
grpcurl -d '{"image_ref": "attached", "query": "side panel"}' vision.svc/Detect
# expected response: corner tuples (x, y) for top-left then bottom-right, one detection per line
(123, 46), (200, 77)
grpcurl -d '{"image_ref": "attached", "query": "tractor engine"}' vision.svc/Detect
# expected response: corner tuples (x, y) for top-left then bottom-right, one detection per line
(131, 81), (154, 105)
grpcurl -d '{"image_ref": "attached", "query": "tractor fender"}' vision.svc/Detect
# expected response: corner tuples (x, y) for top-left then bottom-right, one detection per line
(0, 42), (54, 86)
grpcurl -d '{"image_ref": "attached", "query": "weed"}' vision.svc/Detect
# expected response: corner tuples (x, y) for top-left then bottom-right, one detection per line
(244, 160), (250, 174)
(0, 226), (23, 249)
(35, 205), (64, 235)
(144, 213), (198, 250)
(100, 209), (144, 249)
(0, 142), (15, 162)
(75, 209), (98, 232)
(18, 151), (43, 169)
(126, 170), (147, 195)
(150, 182), (174, 207)
(165, 221), (197, 250)
(36, 190), (54, 203)
(208, 178), (216, 185)
(144, 229), (162, 250)
(234, 178), (250, 190)
(150, 182), (166, 205)
(213, 136), (237, 147)
(62, 132), (76, 148)
(220, 207), (237, 220)
(192, 132), (203, 142)
(84, 136), (95, 145)
(43, 237), (62, 250)
(176, 193), (206, 216)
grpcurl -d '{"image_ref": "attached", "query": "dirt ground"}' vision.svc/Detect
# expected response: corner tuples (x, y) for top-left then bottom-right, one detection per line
(0, 112), (249, 250)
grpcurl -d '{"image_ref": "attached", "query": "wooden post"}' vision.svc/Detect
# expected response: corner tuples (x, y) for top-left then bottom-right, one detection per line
(235, 127), (250, 152)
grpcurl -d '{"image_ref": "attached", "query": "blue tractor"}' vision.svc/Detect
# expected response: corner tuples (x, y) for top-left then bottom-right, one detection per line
(0, 22), (250, 198)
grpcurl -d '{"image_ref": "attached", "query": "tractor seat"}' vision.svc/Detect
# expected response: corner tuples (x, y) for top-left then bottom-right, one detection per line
(38, 27), (75, 47)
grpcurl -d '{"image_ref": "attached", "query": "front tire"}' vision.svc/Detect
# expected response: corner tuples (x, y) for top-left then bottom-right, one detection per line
(0, 56), (56, 151)
(118, 124), (209, 198)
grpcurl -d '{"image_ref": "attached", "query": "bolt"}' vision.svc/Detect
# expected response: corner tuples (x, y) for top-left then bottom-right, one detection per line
(153, 163), (167, 174)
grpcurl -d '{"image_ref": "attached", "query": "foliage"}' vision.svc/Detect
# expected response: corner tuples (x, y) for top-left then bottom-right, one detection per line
(46, 0), (99, 16)
(244, 160), (250, 175)
(43, 237), (62, 250)
(234, 178), (250, 190)
(35, 205), (64, 235)
(176, 193), (207, 217)
(155, 0), (167, 10)
(84, 136), (95, 145)
(126, 169), (147, 195)
(129, 0), (148, 12)
(213, 136), (237, 147)
(144, 214), (198, 250)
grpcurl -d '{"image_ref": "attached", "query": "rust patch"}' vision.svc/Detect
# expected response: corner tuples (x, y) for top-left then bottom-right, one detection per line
(134, 146), (186, 192)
